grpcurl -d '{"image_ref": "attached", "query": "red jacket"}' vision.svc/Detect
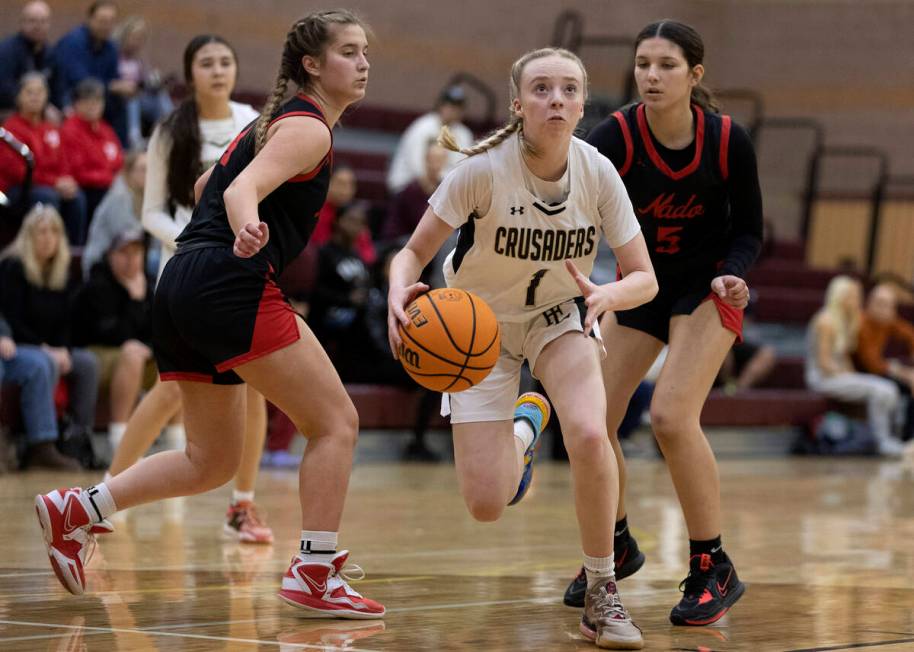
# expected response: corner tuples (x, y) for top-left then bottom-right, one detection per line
(60, 115), (123, 190)
(0, 113), (71, 191)
(312, 202), (376, 265)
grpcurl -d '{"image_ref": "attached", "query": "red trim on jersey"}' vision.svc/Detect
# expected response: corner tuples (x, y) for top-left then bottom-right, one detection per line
(160, 371), (214, 383)
(266, 111), (333, 183)
(612, 111), (634, 177)
(704, 291), (744, 343)
(288, 151), (332, 183)
(219, 127), (253, 166)
(636, 103), (705, 180)
(719, 115), (732, 181)
(214, 277), (300, 372)
(296, 92), (326, 116)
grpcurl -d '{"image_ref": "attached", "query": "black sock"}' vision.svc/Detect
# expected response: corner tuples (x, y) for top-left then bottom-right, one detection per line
(614, 516), (630, 549)
(689, 535), (725, 564)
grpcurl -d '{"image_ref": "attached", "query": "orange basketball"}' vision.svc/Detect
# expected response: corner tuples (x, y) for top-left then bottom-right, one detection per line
(397, 288), (500, 393)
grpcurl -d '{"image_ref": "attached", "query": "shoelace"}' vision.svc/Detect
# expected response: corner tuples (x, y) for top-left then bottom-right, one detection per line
(679, 555), (714, 598)
(593, 585), (629, 622)
(241, 504), (267, 527)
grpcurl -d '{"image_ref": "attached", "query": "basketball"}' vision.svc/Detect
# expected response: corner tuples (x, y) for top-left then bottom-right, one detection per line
(397, 288), (500, 392)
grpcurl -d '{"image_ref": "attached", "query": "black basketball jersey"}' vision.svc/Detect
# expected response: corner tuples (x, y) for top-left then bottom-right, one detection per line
(609, 103), (732, 274)
(175, 93), (332, 276)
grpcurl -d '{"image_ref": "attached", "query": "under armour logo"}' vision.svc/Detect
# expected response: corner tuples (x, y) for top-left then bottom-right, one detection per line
(510, 206), (524, 215)
(542, 304), (569, 326)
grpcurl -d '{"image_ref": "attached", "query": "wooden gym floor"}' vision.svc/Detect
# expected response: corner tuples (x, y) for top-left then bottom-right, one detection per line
(2, 456), (914, 650)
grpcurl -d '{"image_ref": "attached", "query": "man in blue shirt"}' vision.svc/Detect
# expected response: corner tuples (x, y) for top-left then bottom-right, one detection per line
(0, 1), (55, 112)
(53, 1), (134, 145)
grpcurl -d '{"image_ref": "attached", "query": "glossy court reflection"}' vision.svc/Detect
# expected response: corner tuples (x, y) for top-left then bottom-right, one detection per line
(3, 457), (914, 650)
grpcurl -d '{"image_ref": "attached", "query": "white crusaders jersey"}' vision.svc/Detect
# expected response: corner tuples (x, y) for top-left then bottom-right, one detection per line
(429, 131), (640, 322)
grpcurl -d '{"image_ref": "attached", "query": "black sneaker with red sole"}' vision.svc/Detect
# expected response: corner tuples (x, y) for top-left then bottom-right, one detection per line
(669, 551), (745, 626)
(563, 534), (646, 608)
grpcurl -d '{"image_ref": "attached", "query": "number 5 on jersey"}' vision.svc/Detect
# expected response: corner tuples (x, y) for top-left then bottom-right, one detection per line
(656, 226), (683, 255)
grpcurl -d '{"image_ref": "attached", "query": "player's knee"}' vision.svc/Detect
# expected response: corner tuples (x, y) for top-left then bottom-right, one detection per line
(119, 341), (148, 366)
(563, 422), (608, 461)
(307, 401), (358, 447)
(188, 445), (240, 490)
(650, 404), (683, 441)
(464, 495), (504, 522)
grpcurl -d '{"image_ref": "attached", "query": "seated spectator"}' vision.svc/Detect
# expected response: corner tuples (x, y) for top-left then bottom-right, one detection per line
(310, 165), (375, 264)
(0, 204), (99, 449)
(53, 0), (131, 145)
(715, 338), (776, 394)
(82, 150), (146, 277)
(114, 16), (173, 147)
(855, 282), (914, 441)
(73, 228), (154, 451)
(60, 77), (124, 220)
(386, 85), (473, 194)
(0, 310), (80, 469)
(0, 72), (88, 244)
(0, 1), (56, 114)
(309, 202), (372, 368)
(381, 140), (449, 245)
(805, 276), (908, 457)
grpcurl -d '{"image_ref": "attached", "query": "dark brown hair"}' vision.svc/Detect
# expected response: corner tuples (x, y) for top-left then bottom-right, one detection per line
(161, 34), (236, 209)
(635, 20), (719, 113)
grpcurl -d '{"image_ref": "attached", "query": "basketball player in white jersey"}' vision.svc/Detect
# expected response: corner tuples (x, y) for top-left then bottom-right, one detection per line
(387, 48), (657, 649)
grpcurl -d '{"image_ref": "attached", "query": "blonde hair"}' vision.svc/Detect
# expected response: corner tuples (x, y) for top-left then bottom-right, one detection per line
(819, 275), (862, 355)
(254, 10), (369, 153)
(114, 15), (147, 47)
(1, 204), (71, 290)
(438, 47), (588, 158)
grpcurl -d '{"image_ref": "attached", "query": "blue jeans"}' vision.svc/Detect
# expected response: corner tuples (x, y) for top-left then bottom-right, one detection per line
(0, 345), (58, 444)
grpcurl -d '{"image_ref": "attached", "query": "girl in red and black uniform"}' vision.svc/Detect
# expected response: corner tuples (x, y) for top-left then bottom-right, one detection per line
(563, 20), (762, 626)
(35, 10), (385, 619)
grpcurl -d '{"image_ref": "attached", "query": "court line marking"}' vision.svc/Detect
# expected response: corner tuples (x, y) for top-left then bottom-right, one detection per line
(0, 619), (382, 651)
(0, 571), (53, 578)
(785, 638), (914, 652)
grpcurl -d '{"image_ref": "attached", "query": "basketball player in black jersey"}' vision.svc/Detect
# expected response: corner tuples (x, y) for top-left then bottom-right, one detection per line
(562, 21), (763, 626)
(35, 10), (384, 618)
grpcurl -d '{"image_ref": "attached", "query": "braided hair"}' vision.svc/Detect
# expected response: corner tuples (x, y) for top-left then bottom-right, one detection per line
(254, 9), (367, 153)
(439, 47), (588, 158)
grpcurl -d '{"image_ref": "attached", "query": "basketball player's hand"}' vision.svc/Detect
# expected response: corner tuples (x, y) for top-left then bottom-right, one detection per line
(711, 275), (749, 309)
(234, 222), (269, 258)
(387, 281), (429, 358)
(566, 260), (614, 336)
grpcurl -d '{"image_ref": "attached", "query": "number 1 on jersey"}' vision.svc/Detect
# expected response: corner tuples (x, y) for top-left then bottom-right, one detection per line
(526, 269), (548, 306)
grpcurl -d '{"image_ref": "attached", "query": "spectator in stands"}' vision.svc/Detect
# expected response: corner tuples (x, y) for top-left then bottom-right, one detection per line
(53, 0), (132, 145)
(806, 276), (907, 456)
(715, 339), (776, 394)
(0, 1), (56, 114)
(0, 204), (99, 450)
(310, 165), (375, 264)
(114, 16), (173, 147)
(0, 72), (88, 245)
(82, 150), (145, 277)
(113, 34), (274, 544)
(0, 310), (81, 469)
(73, 228), (154, 452)
(309, 201), (373, 371)
(386, 85), (473, 194)
(363, 244), (439, 460)
(856, 282), (914, 440)
(60, 77), (124, 220)
(381, 140), (449, 245)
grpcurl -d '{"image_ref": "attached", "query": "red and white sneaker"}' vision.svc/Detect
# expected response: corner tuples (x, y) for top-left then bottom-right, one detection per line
(278, 550), (386, 619)
(223, 501), (274, 544)
(34, 488), (97, 595)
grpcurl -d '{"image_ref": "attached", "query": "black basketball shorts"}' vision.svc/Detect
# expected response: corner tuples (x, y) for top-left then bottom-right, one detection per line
(152, 247), (300, 385)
